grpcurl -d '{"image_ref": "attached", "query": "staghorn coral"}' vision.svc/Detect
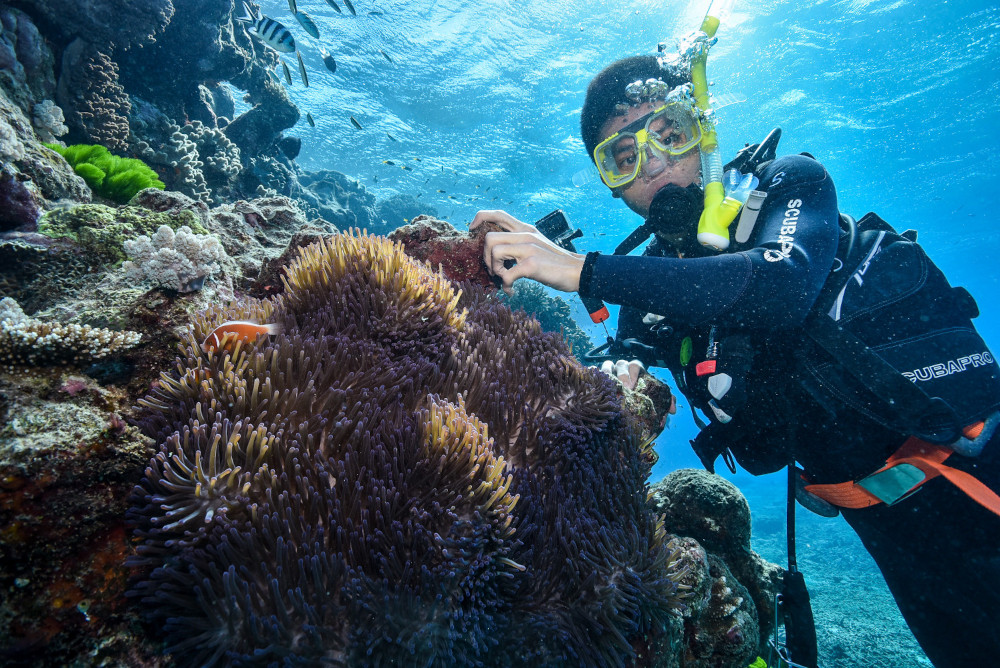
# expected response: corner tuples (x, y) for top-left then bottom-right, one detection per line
(56, 39), (131, 152)
(129, 231), (690, 666)
(0, 296), (141, 366)
(123, 224), (226, 292)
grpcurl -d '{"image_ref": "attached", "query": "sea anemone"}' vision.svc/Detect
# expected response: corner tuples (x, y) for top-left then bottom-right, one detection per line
(128, 231), (686, 666)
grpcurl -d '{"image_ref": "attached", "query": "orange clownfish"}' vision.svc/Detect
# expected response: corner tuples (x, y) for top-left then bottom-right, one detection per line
(201, 321), (281, 353)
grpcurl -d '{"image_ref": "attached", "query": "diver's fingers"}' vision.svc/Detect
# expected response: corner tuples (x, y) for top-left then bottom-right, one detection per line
(614, 359), (630, 386)
(471, 209), (535, 234)
(482, 231), (541, 276)
(627, 360), (645, 388)
(487, 241), (537, 294)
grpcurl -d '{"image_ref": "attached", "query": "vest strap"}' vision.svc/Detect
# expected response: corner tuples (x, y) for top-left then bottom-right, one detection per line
(803, 425), (1000, 517)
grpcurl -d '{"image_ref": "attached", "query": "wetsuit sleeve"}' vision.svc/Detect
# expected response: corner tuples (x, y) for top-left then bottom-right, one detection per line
(584, 154), (841, 329)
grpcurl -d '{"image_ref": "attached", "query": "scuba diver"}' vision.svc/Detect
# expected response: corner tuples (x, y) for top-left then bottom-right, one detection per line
(471, 5), (1000, 668)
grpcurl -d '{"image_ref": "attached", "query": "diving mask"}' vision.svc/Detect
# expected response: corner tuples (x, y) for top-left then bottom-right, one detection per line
(593, 95), (703, 190)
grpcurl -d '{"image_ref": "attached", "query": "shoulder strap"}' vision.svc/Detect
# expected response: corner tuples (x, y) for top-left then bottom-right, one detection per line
(804, 213), (962, 443)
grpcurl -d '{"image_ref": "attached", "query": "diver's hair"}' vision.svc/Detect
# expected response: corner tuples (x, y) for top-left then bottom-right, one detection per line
(580, 55), (688, 163)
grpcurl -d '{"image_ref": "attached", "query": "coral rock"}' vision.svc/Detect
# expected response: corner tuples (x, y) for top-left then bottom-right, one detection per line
(651, 469), (784, 657)
(389, 214), (502, 289)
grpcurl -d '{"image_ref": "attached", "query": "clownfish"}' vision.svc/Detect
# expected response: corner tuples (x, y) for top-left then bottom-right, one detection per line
(202, 321), (281, 353)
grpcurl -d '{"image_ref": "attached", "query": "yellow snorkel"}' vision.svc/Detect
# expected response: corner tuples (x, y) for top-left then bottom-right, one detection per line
(688, 0), (744, 250)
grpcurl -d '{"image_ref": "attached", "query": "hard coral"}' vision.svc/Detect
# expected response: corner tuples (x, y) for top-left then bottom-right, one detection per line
(56, 39), (131, 152)
(0, 297), (141, 367)
(129, 231), (687, 666)
(122, 225), (226, 292)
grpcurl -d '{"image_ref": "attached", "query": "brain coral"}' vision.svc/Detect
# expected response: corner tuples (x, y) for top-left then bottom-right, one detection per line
(128, 231), (687, 666)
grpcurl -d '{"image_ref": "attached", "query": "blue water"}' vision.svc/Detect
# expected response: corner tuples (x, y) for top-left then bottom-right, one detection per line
(260, 0), (1000, 664)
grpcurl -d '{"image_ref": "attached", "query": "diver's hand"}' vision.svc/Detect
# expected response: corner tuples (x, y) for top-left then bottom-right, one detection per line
(472, 209), (585, 296)
(599, 359), (678, 414)
(601, 359), (646, 391)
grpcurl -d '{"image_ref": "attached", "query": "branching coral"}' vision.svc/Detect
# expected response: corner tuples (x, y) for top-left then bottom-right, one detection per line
(45, 143), (165, 203)
(56, 39), (130, 152)
(178, 120), (242, 191)
(132, 120), (211, 202)
(0, 297), (140, 366)
(129, 231), (688, 666)
(122, 225), (226, 292)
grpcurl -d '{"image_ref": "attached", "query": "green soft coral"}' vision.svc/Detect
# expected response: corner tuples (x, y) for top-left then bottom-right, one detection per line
(45, 143), (165, 204)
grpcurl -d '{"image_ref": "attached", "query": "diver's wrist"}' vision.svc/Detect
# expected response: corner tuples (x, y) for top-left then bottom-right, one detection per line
(578, 252), (601, 297)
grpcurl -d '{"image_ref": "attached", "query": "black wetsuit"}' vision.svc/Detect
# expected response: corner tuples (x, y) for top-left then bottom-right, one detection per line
(579, 154), (1000, 667)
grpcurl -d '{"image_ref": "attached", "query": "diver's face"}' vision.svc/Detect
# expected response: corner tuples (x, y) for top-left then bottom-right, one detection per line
(599, 102), (702, 217)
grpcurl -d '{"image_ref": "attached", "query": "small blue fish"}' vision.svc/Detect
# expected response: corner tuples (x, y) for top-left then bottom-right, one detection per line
(350, 116), (363, 130)
(325, 0), (342, 14)
(294, 11), (320, 39)
(281, 60), (292, 85)
(306, 112), (315, 127)
(297, 51), (309, 87)
(379, 49), (394, 65)
(320, 48), (337, 74)
(236, 2), (296, 53)
(343, 0), (357, 16)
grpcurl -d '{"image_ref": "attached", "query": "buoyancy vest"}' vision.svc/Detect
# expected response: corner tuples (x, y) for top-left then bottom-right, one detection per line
(687, 211), (1000, 478)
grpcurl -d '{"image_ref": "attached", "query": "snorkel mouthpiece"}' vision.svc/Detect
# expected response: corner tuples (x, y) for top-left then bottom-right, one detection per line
(686, 1), (744, 250)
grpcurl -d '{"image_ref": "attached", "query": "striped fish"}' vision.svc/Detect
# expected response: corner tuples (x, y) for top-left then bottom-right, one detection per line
(236, 2), (296, 54)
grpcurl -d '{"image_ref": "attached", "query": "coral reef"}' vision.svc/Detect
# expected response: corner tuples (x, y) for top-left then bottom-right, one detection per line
(56, 39), (131, 152)
(0, 7), (57, 111)
(295, 167), (382, 230)
(0, 297), (141, 367)
(1, 77), (90, 228)
(123, 225), (226, 293)
(652, 469), (784, 662)
(128, 231), (689, 666)
(45, 143), (165, 204)
(37, 201), (206, 266)
(0, 366), (159, 665)
(15, 0), (173, 51)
